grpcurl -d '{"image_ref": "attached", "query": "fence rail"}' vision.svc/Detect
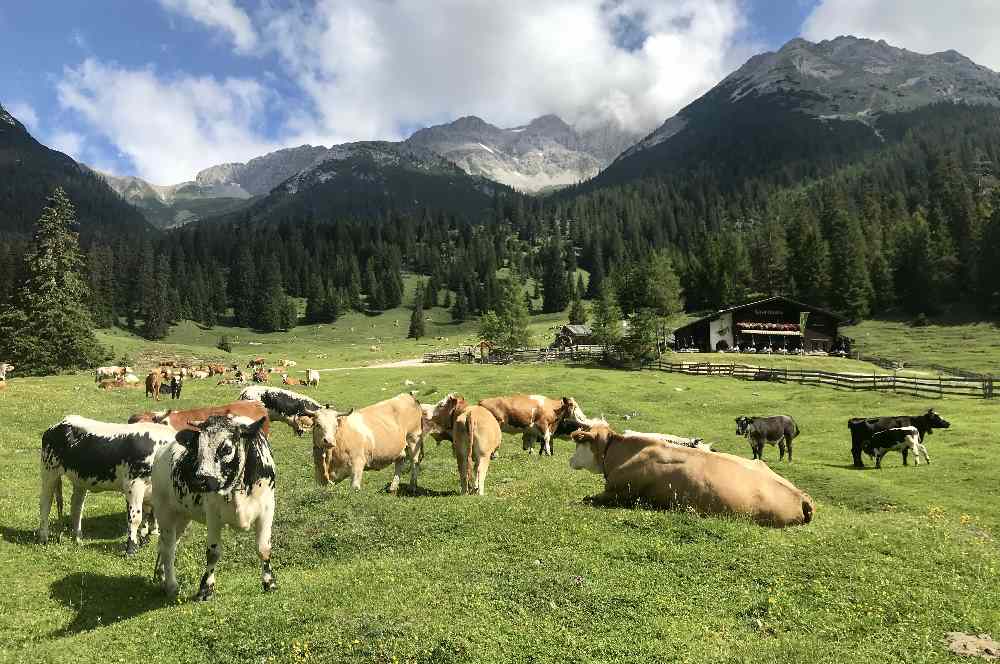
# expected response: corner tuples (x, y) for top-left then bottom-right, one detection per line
(422, 348), (995, 399)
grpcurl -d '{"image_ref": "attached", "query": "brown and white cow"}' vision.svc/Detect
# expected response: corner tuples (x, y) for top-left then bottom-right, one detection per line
(477, 394), (587, 455)
(569, 423), (815, 527)
(95, 365), (126, 382)
(310, 394), (427, 491)
(0, 362), (14, 381)
(129, 401), (271, 436)
(427, 394), (502, 495)
(146, 372), (162, 400)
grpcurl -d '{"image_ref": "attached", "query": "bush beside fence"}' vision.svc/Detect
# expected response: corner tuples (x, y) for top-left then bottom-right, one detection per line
(422, 348), (996, 399)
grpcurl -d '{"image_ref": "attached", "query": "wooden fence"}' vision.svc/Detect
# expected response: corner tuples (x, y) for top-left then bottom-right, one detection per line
(422, 348), (995, 399)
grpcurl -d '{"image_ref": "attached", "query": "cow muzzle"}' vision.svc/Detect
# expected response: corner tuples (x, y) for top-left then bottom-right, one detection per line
(192, 472), (221, 493)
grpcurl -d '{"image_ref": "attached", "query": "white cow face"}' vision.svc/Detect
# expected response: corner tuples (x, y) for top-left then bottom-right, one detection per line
(569, 442), (600, 473)
(178, 416), (265, 493)
(311, 409), (341, 450)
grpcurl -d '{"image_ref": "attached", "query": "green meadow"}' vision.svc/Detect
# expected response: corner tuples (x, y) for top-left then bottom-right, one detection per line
(2, 316), (999, 663)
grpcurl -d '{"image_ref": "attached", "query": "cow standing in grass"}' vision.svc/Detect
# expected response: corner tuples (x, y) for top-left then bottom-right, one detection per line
(847, 409), (950, 467)
(477, 394), (588, 456)
(39, 416), (176, 554)
(736, 415), (800, 461)
(145, 372), (162, 400)
(152, 415), (276, 599)
(426, 394), (502, 495)
(239, 386), (323, 436)
(863, 426), (929, 468)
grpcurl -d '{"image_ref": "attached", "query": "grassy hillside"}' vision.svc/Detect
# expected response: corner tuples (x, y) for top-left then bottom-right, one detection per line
(1, 331), (998, 661)
(845, 319), (1000, 376)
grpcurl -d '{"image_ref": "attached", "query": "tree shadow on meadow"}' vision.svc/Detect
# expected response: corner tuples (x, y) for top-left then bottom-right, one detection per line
(48, 572), (167, 637)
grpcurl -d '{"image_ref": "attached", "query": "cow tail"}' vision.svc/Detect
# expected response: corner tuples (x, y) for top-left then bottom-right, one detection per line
(464, 416), (476, 495)
(794, 420), (801, 438)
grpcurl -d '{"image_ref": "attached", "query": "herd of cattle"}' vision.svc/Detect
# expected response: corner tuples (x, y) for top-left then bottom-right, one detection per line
(25, 357), (954, 600)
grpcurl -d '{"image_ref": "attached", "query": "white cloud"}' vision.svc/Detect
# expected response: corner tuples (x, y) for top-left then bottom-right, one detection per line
(802, 0), (1000, 71)
(49, 130), (85, 159)
(159, 0), (258, 53)
(56, 59), (281, 183)
(261, 0), (755, 141)
(7, 101), (39, 131)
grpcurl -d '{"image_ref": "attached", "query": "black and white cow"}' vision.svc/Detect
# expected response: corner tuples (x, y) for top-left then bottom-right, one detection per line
(169, 376), (183, 400)
(152, 415), (276, 600)
(847, 409), (950, 467)
(39, 416), (176, 554)
(239, 385), (324, 436)
(736, 415), (800, 462)
(863, 426), (929, 468)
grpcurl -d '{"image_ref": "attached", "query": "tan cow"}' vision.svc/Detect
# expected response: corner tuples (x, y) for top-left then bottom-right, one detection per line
(282, 375), (302, 386)
(145, 372), (162, 400)
(477, 394), (587, 455)
(310, 394), (427, 491)
(427, 394), (502, 495)
(569, 424), (815, 527)
(128, 401), (270, 436)
(207, 364), (226, 376)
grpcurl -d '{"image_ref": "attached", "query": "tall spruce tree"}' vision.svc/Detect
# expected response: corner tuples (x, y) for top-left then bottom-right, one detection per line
(590, 285), (623, 349)
(408, 284), (426, 339)
(0, 188), (104, 374)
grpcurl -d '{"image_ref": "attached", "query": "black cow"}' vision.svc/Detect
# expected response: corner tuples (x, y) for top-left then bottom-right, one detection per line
(169, 376), (183, 400)
(239, 386), (325, 436)
(152, 415), (277, 599)
(736, 415), (800, 461)
(39, 416), (177, 554)
(847, 409), (950, 467)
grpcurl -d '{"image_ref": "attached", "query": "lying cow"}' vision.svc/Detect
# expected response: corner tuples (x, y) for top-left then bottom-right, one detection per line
(736, 415), (800, 461)
(282, 375), (302, 386)
(569, 423), (815, 527)
(0, 362), (13, 381)
(239, 386), (323, 436)
(864, 426), (930, 468)
(152, 415), (276, 599)
(129, 401), (270, 436)
(427, 394), (502, 495)
(94, 366), (126, 382)
(311, 393), (427, 491)
(477, 394), (587, 455)
(39, 416), (177, 554)
(847, 409), (950, 467)
(622, 429), (713, 451)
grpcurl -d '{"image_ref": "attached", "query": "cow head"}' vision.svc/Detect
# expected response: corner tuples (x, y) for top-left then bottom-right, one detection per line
(291, 413), (314, 437)
(569, 423), (613, 474)
(735, 416), (753, 436)
(310, 407), (352, 485)
(176, 415), (267, 494)
(921, 409), (951, 434)
(431, 393), (465, 429)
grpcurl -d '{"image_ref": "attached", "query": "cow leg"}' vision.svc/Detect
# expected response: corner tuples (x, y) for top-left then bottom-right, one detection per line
(124, 481), (146, 556)
(388, 457), (407, 493)
(408, 437), (424, 489)
(453, 443), (469, 494)
(920, 443), (931, 465)
(195, 515), (223, 601)
(778, 440), (786, 461)
(875, 450), (886, 469)
(349, 457), (365, 490)
(69, 486), (87, 544)
(140, 501), (158, 540)
(786, 436), (793, 463)
(38, 469), (61, 544)
(155, 515), (189, 596)
(851, 438), (864, 467)
(474, 453), (492, 496)
(256, 508), (277, 592)
(541, 430), (554, 456)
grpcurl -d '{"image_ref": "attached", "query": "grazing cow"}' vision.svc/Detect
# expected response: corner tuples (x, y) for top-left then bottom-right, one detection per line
(310, 394), (427, 491)
(622, 430), (713, 452)
(569, 423), (815, 527)
(39, 416), (177, 553)
(863, 426), (929, 468)
(847, 409), (951, 467)
(190, 370), (210, 380)
(307, 369), (321, 387)
(152, 415), (276, 599)
(95, 366), (126, 382)
(0, 362), (14, 381)
(736, 415), (800, 461)
(207, 364), (226, 376)
(477, 394), (588, 455)
(145, 372), (162, 400)
(239, 386), (323, 436)
(247, 357), (266, 369)
(427, 394), (502, 495)
(129, 401), (271, 436)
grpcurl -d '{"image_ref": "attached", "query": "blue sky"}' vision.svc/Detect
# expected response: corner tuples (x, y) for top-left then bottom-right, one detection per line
(2, 1), (993, 183)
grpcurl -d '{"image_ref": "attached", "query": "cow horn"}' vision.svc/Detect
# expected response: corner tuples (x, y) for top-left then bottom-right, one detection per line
(338, 408), (354, 419)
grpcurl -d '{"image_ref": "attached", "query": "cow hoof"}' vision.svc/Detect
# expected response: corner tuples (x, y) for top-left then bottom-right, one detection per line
(194, 587), (215, 602)
(263, 580), (277, 593)
(124, 541), (138, 557)
(163, 583), (179, 597)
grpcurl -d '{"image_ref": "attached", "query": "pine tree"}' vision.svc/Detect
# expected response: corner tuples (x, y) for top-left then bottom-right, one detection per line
(590, 285), (623, 349)
(0, 188), (104, 374)
(451, 284), (469, 323)
(141, 257), (170, 340)
(408, 284), (426, 339)
(568, 296), (588, 325)
(541, 241), (570, 313)
(586, 242), (605, 298)
(979, 191), (1000, 314)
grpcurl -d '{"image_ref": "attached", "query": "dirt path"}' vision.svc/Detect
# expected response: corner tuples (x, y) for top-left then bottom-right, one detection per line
(319, 358), (444, 372)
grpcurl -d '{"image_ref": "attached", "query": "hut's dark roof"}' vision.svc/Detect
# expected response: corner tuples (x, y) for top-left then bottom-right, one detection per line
(673, 296), (844, 334)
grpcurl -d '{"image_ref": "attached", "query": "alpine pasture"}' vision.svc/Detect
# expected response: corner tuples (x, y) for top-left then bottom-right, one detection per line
(1, 323), (998, 663)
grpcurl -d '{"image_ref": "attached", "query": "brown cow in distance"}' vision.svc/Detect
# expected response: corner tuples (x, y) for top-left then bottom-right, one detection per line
(569, 423), (815, 527)
(477, 394), (588, 455)
(207, 364), (226, 376)
(145, 372), (162, 400)
(128, 400), (270, 435)
(427, 394), (502, 495)
(282, 375), (302, 386)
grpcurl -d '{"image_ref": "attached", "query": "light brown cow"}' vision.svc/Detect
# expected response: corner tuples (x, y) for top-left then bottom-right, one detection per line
(0, 380), (6, 392)
(569, 424), (815, 527)
(428, 394), (502, 495)
(477, 394), (587, 455)
(128, 401), (270, 435)
(207, 364), (226, 376)
(282, 375), (302, 386)
(311, 394), (427, 491)
(145, 372), (162, 400)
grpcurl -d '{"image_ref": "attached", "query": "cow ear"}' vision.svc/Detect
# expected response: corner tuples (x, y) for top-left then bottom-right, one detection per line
(243, 416), (268, 439)
(176, 429), (200, 448)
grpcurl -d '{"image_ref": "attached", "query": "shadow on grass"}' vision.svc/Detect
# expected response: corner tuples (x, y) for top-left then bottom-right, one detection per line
(820, 463), (874, 471)
(0, 512), (125, 546)
(48, 572), (166, 637)
(387, 484), (459, 498)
